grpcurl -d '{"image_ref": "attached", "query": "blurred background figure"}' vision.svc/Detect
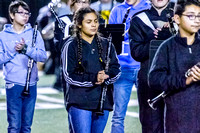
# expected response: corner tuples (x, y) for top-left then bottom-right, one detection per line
(0, 16), (7, 70)
(108, 0), (150, 132)
(54, 0), (90, 50)
(90, 0), (121, 23)
(0, 17), (7, 31)
(37, 0), (72, 44)
(36, 0), (72, 91)
(53, 0), (90, 91)
(129, 0), (176, 132)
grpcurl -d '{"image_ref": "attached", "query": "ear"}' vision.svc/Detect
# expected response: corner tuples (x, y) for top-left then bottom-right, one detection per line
(174, 14), (180, 25)
(9, 13), (14, 20)
(78, 25), (82, 29)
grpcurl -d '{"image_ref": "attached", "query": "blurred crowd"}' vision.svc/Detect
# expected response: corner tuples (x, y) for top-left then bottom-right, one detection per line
(0, 16), (7, 70)
(3, 0), (200, 133)
(0, 0), (121, 87)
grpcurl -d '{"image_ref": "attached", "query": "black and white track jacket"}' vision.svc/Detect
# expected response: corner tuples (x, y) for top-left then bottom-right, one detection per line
(61, 36), (121, 111)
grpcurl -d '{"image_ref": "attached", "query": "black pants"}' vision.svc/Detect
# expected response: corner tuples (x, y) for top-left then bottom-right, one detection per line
(137, 80), (165, 133)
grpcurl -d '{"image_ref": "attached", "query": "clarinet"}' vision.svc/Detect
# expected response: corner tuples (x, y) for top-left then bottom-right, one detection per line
(22, 23), (38, 96)
(147, 11), (177, 110)
(96, 34), (112, 115)
(48, 3), (65, 33)
(167, 13), (176, 35)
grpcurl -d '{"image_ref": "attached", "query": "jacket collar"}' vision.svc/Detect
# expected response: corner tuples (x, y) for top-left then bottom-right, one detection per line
(174, 32), (200, 47)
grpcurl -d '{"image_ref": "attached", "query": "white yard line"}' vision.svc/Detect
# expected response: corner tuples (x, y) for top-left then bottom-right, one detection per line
(35, 103), (64, 109)
(0, 86), (140, 117)
(126, 111), (139, 118)
(0, 87), (60, 95)
(0, 103), (6, 110)
(0, 70), (3, 77)
(0, 88), (5, 95)
(0, 102), (64, 110)
(0, 87), (64, 110)
(37, 94), (64, 104)
(37, 87), (60, 94)
(132, 85), (137, 91)
(128, 99), (138, 106)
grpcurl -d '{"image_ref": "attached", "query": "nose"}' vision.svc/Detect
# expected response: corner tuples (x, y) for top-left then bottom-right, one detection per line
(91, 22), (96, 27)
(194, 17), (200, 23)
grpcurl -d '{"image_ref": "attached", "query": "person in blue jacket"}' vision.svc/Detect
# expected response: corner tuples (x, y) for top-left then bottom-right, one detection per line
(0, 1), (47, 132)
(61, 7), (121, 133)
(108, 0), (150, 132)
(149, 0), (200, 132)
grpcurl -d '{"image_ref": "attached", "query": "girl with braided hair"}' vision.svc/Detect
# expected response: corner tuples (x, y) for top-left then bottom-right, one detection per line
(61, 6), (121, 133)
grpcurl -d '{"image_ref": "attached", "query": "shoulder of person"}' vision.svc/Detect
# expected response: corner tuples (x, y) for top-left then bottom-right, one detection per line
(65, 36), (77, 44)
(159, 35), (176, 50)
(62, 36), (77, 47)
(131, 9), (149, 19)
(61, 36), (77, 51)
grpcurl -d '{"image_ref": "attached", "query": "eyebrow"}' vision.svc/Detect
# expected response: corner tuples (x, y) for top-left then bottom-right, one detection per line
(17, 10), (29, 12)
(84, 18), (98, 21)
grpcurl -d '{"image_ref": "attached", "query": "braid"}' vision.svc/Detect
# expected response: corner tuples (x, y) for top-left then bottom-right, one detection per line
(77, 32), (82, 65)
(95, 35), (103, 63)
(75, 31), (85, 74)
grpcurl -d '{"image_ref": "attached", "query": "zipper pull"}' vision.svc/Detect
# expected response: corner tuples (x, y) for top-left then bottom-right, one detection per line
(189, 47), (192, 54)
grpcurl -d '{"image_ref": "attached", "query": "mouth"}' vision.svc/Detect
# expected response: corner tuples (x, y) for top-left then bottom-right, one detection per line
(191, 25), (200, 28)
(90, 29), (97, 32)
(23, 19), (28, 22)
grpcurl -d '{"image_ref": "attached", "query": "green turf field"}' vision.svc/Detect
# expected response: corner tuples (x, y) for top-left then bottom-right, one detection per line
(0, 73), (141, 133)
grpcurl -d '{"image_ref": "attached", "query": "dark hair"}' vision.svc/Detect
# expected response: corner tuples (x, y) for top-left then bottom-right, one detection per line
(175, 0), (200, 16)
(9, 0), (30, 22)
(72, 7), (103, 67)
(73, 6), (99, 36)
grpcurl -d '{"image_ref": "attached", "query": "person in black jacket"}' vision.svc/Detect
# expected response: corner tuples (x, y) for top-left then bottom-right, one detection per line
(61, 7), (121, 133)
(128, 0), (174, 132)
(54, 0), (90, 52)
(149, 0), (200, 132)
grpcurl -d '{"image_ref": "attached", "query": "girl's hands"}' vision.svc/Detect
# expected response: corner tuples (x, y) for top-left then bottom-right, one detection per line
(95, 70), (109, 85)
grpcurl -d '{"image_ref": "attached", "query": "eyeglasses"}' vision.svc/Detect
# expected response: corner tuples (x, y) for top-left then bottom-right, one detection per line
(15, 11), (31, 17)
(182, 14), (200, 21)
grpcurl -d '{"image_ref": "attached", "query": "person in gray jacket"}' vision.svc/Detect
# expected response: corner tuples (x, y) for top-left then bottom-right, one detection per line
(0, 1), (47, 132)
